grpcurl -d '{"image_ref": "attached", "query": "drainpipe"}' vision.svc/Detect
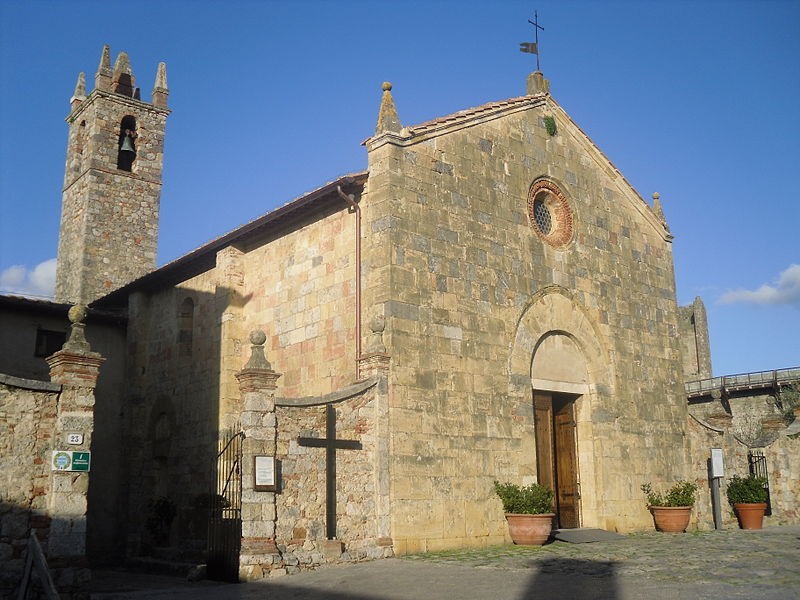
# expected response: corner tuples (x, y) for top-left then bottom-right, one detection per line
(337, 182), (361, 379)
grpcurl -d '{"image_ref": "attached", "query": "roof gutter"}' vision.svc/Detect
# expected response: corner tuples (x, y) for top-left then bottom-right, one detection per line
(336, 181), (362, 380)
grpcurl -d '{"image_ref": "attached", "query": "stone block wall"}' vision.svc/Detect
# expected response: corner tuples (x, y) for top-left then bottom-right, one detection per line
(236, 332), (392, 580)
(121, 200), (361, 558)
(0, 374), (60, 596)
(688, 392), (800, 528)
(122, 271), (225, 556)
(363, 96), (689, 549)
(0, 311), (102, 597)
(275, 393), (387, 562)
(242, 207), (359, 398)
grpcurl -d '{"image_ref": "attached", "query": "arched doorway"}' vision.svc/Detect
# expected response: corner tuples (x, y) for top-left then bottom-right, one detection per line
(532, 333), (588, 528)
(508, 287), (613, 530)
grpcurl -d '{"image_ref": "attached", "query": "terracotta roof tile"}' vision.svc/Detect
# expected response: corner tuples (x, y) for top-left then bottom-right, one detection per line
(407, 94), (546, 136)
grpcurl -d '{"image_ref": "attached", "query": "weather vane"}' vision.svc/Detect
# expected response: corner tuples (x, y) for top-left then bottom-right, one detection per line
(519, 10), (544, 71)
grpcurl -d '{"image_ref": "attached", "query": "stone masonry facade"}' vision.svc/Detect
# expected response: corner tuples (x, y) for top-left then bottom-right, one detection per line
(362, 75), (689, 550)
(119, 192), (370, 560)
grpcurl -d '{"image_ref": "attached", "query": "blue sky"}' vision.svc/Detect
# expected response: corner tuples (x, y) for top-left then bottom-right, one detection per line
(1, 0), (797, 377)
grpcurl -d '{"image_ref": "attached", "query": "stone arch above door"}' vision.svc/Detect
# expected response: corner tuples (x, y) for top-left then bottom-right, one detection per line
(507, 285), (614, 529)
(508, 285), (612, 396)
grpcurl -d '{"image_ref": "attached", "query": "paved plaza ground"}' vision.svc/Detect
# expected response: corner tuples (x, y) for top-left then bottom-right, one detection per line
(87, 525), (800, 599)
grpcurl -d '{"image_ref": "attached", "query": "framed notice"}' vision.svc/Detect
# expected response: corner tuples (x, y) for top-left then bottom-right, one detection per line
(254, 456), (279, 492)
(711, 448), (724, 478)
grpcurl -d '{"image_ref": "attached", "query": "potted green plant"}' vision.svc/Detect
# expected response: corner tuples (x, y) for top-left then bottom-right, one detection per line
(641, 481), (697, 533)
(726, 474), (768, 529)
(493, 481), (555, 545)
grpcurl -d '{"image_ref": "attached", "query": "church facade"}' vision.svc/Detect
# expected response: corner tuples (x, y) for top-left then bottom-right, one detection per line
(3, 46), (797, 586)
(79, 48), (691, 567)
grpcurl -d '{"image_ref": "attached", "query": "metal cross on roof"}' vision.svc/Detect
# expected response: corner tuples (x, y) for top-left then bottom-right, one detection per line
(519, 10), (545, 71)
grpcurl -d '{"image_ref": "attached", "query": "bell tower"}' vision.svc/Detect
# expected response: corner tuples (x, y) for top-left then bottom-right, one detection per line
(55, 46), (170, 304)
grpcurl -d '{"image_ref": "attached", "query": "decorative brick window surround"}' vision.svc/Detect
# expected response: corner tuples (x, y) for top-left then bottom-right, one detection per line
(527, 179), (574, 248)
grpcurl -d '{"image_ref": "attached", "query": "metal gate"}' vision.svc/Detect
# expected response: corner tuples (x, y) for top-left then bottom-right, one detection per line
(747, 449), (772, 516)
(207, 428), (244, 582)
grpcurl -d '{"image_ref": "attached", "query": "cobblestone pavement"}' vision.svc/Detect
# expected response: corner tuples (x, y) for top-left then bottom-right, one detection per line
(88, 526), (800, 600)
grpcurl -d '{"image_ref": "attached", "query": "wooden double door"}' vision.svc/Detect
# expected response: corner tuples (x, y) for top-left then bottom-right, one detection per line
(534, 391), (580, 529)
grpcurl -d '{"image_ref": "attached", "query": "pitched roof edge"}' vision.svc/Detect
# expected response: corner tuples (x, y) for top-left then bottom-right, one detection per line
(92, 171), (368, 308)
(546, 98), (672, 242)
(364, 93), (548, 148)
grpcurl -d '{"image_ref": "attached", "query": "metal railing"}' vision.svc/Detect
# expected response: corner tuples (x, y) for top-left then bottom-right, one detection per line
(686, 367), (800, 397)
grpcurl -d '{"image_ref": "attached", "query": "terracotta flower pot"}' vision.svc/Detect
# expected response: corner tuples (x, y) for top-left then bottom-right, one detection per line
(648, 506), (692, 533)
(734, 503), (767, 530)
(505, 513), (555, 545)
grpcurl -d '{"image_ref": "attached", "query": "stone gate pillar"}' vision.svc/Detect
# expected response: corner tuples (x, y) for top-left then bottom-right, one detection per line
(236, 330), (282, 581)
(358, 314), (393, 553)
(45, 305), (104, 585)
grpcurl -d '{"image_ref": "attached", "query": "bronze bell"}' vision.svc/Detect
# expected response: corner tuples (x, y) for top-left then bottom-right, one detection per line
(120, 134), (136, 153)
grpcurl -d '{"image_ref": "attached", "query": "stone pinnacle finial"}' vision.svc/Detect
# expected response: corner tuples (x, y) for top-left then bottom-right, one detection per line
(112, 52), (135, 97)
(95, 45), (112, 92)
(152, 62), (169, 107)
(244, 330), (272, 370)
(375, 81), (402, 135)
(63, 305), (92, 354)
(651, 192), (670, 231)
(70, 72), (86, 109)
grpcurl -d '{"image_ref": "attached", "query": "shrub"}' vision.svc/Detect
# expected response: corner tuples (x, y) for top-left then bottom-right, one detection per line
(493, 481), (554, 514)
(641, 481), (698, 507)
(726, 474), (768, 505)
(146, 496), (177, 546)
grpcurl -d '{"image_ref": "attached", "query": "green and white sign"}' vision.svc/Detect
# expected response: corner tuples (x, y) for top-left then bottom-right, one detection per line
(51, 450), (91, 472)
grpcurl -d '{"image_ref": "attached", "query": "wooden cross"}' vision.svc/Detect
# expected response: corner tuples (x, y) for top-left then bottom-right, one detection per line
(297, 404), (362, 539)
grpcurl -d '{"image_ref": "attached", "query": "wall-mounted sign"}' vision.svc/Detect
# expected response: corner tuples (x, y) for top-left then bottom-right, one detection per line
(711, 448), (724, 478)
(254, 456), (279, 492)
(67, 433), (84, 445)
(51, 451), (91, 472)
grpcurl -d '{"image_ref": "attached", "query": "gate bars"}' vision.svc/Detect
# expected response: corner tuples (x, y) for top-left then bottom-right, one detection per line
(207, 427), (244, 582)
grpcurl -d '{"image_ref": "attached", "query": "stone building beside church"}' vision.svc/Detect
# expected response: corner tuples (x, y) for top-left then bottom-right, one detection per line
(2, 45), (798, 588)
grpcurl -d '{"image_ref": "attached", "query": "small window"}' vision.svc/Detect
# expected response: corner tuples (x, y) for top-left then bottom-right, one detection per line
(527, 179), (574, 248)
(35, 329), (67, 357)
(178, 297), (194, 357)
(532, 195), (553, 235)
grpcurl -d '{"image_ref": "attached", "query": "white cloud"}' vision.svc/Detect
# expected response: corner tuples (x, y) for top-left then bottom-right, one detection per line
(719, 264), (800, 307)
(0, 258), (57, 299)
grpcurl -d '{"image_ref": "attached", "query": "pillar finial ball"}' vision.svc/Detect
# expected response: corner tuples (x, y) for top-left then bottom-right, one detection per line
(370, 314), (386, 333)
(382, 82), (392, 92)
(68, 305), (88, 324)
(249, 330), (267, 346)
(652, 192), (660, 201)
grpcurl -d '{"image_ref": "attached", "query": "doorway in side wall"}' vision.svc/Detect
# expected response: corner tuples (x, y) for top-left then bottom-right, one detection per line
(534, 390), (580, 528)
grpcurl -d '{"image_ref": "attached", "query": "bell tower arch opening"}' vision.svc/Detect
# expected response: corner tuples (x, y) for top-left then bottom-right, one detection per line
(116, 115), (137, 171)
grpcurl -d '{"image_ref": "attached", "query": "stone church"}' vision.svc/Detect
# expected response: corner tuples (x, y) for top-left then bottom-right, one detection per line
(2, 45), (797, 588)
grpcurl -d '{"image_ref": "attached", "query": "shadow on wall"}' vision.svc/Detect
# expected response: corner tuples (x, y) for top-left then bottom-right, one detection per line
(0, 502), (90, 599)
